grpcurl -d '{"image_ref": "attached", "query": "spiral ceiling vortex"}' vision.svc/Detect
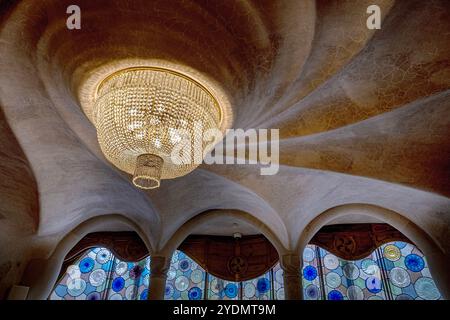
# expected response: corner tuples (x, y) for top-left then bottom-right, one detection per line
(0, 0), (449, 296)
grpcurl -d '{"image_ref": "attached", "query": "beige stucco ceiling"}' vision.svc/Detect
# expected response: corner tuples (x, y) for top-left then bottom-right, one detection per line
(0, 0), (449, 295)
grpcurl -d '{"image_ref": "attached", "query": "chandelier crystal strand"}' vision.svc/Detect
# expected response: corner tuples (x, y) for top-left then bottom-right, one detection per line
(93, 67), (222, 189)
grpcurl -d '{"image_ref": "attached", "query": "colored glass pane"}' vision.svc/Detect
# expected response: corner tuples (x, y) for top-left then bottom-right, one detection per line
(242, 271), (272, 300)
(300, 241), (441, 300)
(164, 250), (206, 300)
(49, 247), (150, 300)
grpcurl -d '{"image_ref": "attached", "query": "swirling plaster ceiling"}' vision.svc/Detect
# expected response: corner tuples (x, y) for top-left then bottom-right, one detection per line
(0, 0), (449, 292)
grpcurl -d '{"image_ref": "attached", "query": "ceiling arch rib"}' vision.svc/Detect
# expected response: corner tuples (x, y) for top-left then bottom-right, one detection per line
(202, 163), (450, 251)
(159, 209), (288, 259)
(150, 169), (289, 251)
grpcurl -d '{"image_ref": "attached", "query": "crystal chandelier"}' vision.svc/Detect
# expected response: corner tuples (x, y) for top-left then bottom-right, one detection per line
(92, 67), (224, 189)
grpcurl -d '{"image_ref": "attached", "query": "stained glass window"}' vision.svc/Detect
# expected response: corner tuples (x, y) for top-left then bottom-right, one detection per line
(50, 241), (440, 300)
(300, 241), (441, 300)
(378, 241), (441, 300)
(49, 247), (150, 300)
(165, 250), (206, 300)
(241, 271), (272, 300)
(317, 246), (386, 300)
(207, 275), (240, 300)
(165, 251), (283, 300)
(302, 245), (324, 300)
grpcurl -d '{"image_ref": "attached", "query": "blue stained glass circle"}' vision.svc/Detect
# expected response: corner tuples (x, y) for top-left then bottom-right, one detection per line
(89, 269), (106, 286)
(67, 265), (81, 279)
(303, 247), (315, 262)
(125, 285), (137, 300)
(188, 287), (202, 300)
(165, 284), (174, 298)
(55, 285), (68, 297)
(79, 257), (95, 273)
(303, 266), (318, 281)
(366, 276), (382, 293)
(224, 283), (238, 298)
(179, 259), (190, 272)
(112, 277), (125, 292)
(175, 275), (189, 291)
(109, 293), (122, 300)
(347, 286), (364, 300)
(115, 261), (128, 275)
(67, 278), (86, 297)
(328, 290), (344, 300)
(191, 269), (204, 284)
(323, 254), (339, 270)
(95, 249), (111, 264)
(87, 292), (101, 300)
(361, 259), (378, 275)
(257, 278), (270, 293)
(390, 267), (410, 288)
(405, 254), (425, 272)
(244, 283), (256, 297)
(305, 285), (319, 300)
(167, 268), (177, 281)
(343, 263), (360, 280)
(414, 277), (440, 300)
(325, 272), (341, 288)
(140, 289), (148, 300)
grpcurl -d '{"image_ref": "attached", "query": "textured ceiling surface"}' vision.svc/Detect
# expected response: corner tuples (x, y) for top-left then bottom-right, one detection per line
(0, 0), (449, 292)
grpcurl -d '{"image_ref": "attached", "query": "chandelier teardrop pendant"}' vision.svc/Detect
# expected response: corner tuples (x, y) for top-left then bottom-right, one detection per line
(91, 66), (225, 189)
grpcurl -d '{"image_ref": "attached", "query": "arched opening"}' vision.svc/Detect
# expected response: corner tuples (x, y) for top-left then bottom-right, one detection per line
(164, 236), (285, 300)
(24, 214), (152, 300)
(37, 207), (449, 301)
(46, 210), (289, 301)
(296, 204), (446, 300)
(46, 234), (286, 301)
(158, 209), (289, 300)
(49, 244), (150, 300)
(47, 230), (151, 300)
(300, 239), (441, 300)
